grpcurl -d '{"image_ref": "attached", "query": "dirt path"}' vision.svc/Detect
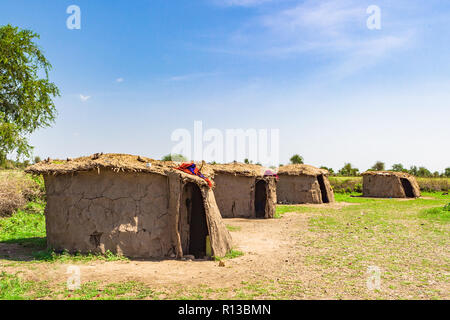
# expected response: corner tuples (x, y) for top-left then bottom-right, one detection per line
(1, 212), (313, 291)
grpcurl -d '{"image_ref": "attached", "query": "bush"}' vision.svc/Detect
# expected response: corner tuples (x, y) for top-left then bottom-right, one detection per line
(0, 171), (45, 217)
(328, 177), (362, 193)
(416, 178), (449, 192)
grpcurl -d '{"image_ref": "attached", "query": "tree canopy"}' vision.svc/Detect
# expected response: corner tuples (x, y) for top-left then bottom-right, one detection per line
(338, 163), (359, 176)
(162, 154), (188, 162)
(0, 24), (60, 163)
(290, 154), (304, 164)
(370, 161), (385, 171)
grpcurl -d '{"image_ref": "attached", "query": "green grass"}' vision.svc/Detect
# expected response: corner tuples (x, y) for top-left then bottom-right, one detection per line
(226, 225), (241, 232)
(0, 202), (127, 263)
(1, 191), (449, 300)
(0, 202), (46, 247)
(419, 203), (450, 222)
(0, 272), (33, 300)
(31, 249), (128, 263)
(215, 249), (244, 261)
(275, 205), (317, 218)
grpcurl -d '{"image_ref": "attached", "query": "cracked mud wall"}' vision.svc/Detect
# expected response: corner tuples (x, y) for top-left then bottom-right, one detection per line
(44, 170), (174, 258)
(43, 169), (233, 258)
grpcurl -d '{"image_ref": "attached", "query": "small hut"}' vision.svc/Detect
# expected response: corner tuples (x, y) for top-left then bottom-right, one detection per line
(362, 171), (420, 198)
(276, 164), (335, 204)
(25, 154), (232, 259)
(207, 163), (277, 219)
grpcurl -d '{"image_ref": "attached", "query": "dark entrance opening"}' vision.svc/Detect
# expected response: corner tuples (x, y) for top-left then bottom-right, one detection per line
(317, 175), (330, 203)
(254, 180), (267, 218)
(400, 178), (415, 198)
(183, 183), (208, 258)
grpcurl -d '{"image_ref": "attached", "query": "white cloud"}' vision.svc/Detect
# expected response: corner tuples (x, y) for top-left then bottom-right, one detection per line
(116, 78), (124, 83)
(213, 0), (414, 75)
(79, 94), (91, 102)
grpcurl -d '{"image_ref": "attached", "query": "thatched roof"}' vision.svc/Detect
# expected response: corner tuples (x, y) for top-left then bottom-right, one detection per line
(277, 164), (328, 177)
(25, 153), (213, 186)
(361, 171), (416, 178)
(207, 163), (270, 177)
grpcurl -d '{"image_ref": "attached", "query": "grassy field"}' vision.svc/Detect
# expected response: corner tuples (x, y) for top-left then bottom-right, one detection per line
(1, 190), (449, 300)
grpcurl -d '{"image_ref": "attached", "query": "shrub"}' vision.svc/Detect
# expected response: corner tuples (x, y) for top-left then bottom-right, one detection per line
(0, 177), (26, 217)
(0, 171), (44, 216)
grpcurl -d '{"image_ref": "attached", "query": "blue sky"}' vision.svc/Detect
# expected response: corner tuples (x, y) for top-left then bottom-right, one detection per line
(1, 0), (449, 172)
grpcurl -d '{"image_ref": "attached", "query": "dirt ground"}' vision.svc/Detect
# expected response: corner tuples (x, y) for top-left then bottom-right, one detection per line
(0, 211), (325, 296)
(1, 200), (448, 299)
(1, 212), (299, 285)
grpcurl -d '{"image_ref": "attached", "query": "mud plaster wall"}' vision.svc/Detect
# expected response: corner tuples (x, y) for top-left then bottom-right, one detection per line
(213, 174), (276, 218)
(277, 175), (323, 204)
(321, 175), (336, 203)
(44, 170), (232, 258)
(362, 175), (420, 198)
(264, 178), (277, 219)
(44, 170), (174, 258)
(201, 187), (233, 256)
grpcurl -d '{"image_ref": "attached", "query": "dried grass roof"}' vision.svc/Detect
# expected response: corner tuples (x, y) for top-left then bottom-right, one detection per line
(206, 163), (271, 177)
(25, 153), (213, 186)
(361, 171), (416, 179)
(277, 164), (328, 176)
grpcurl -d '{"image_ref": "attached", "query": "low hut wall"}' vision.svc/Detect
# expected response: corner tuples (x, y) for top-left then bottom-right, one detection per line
(277, 175), (322, 204)
(213, 174), (255, 218)
(44, 169), (232, 258)
(44, 170), (172, 257)
(362, 174), (420, 198)
(213, 174), (276, 218)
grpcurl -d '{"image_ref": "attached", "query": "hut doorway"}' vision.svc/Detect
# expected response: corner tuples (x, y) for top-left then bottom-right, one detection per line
(254, 180), (267, 218)
(317, 175), (330, 203)
(400, 178), (415, 198)
(182, 182), (209, 258)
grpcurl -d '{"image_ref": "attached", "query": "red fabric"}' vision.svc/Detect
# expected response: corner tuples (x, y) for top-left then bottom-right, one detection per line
(176, 162), (212, 187)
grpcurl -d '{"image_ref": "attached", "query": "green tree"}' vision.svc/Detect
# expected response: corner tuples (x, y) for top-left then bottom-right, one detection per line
(417, 166), (432, 177)
(338, 163), (359, 176)
(409, 166), (418, 176)
(162, 154), (188, 162)
(290, 154), (304, 164)
(370, 161), (385, 171)
(391, 163), (405, 172)
(1, 25), (60, 164)
(320, 166), (334, 175)
(445, 167), (450, 178)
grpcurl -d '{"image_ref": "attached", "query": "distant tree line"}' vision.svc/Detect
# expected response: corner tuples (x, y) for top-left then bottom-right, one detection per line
(319, 160), (450, 178)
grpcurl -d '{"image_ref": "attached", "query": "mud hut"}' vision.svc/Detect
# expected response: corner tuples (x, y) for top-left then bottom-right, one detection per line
(206, 163), (277, 219)
(276, 164), (335, 204)
(25, 154), (232, 259)
(362, 171), (420, 198)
